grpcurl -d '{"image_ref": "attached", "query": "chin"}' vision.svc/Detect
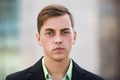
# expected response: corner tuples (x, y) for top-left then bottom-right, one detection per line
(52, 55), (68, 61)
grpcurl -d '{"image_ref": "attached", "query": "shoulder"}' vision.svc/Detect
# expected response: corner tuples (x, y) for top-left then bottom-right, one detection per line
(6, 57), (44, 80)
(6, 67), (31, 80)
(72, 60), (105, 80)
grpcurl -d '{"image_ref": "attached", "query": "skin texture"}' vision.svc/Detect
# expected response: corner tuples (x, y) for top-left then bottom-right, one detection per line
(36, 14), (76, 80)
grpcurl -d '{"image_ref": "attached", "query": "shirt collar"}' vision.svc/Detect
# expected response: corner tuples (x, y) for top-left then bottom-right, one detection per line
(42, 58), (50, 79)
(42, 57), (73, 80)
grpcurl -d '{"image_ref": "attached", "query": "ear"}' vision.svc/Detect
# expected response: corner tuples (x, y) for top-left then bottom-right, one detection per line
(36, 33), (42, 46)
(73, 31), (77, 44)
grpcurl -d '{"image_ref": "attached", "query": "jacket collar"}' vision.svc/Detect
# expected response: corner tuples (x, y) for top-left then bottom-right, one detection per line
(72, 60), (86, 80)
(26, 57), (86, 80)
(26, 57), (45, 80)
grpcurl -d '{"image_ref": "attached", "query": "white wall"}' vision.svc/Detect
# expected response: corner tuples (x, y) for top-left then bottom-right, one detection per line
(19, 0), (100, 74)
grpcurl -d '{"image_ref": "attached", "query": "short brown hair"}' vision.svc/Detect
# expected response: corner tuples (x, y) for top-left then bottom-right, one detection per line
(37, 4), (74, 33)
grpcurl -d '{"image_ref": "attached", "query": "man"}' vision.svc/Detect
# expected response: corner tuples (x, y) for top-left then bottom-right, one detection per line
(6, 4), (104, 80)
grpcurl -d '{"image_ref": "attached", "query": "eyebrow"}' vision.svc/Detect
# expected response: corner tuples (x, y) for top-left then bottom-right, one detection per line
(45, 28), (54, 32)
(45, 28), (70, 32)
(61, 28), (70, 31)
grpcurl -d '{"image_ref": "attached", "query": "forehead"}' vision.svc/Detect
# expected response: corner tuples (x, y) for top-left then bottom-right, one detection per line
(41, 14), (72, 31)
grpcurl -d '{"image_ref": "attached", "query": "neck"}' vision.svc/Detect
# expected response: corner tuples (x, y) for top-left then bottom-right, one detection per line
(44, 56), (70, 79)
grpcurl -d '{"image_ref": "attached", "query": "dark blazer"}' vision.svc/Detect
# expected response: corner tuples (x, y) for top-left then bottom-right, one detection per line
(6, 57), (104, 80)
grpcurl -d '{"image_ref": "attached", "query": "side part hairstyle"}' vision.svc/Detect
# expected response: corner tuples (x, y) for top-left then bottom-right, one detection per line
(37, 4), (74, 33)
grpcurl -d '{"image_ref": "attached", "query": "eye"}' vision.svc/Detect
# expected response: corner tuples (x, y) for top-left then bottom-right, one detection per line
(62, 30), (70, 35)
(46, 31), (54, 36)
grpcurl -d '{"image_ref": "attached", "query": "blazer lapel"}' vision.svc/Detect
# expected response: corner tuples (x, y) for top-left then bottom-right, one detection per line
(72, 60), (86, 80)
(25, 57), (45, 80)
(24, 58), (87, 80)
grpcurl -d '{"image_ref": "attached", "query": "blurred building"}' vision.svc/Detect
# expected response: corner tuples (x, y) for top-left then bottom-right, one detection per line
(99, 0), (120, 80)
(0, 0), (22, 80)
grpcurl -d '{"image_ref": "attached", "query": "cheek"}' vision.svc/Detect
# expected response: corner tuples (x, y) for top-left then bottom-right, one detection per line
(41, 37), (53, 48)
(64, 36), (73, 45)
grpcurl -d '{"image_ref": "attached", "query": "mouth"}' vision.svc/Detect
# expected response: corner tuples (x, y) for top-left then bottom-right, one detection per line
(53, 47), (65, 52)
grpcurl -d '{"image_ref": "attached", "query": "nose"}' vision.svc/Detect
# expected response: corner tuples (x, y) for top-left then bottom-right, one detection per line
(54, 34), (63, 44)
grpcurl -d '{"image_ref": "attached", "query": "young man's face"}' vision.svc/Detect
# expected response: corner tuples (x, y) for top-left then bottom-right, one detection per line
(36, 14), (76, 61)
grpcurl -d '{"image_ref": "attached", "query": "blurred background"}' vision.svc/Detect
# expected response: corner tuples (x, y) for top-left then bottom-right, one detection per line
(0, 0), (120, 80)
